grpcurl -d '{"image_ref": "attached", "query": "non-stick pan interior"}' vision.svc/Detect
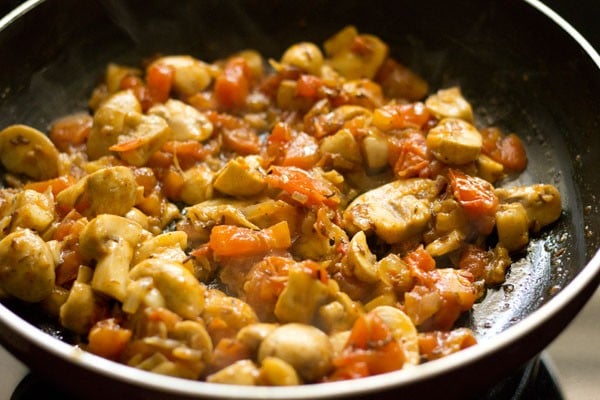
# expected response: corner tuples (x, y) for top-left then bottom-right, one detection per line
(0, 0), (599, 398)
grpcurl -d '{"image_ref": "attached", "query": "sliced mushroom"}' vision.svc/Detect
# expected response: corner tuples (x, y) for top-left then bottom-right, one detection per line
(236, 323), (277, 353)
(346, 231), (378, 283)
(59, 280), (97, 335)
(213, 156), (267, 197)
(150, 55), (214, 97)
(259, 356), (301, 386)
(426, 118), (482, 165)
(109, 114), (171, 166)
(206, 360), (260, 385)
(0, 124), (59, 180)
(86, 90), (142, 160)
(79, 214), (145, 302)
(425, 87), (474, 122)
(274, 263), (333, 324)
(343, 178), (442, 244)
(7, 189), (55, 233)
(132, 230), (188, 265)
(370, 305), (420, 365)
(320, 128), (363, 169)
(495, 184), (562, 232)
(324, 25), (388, 80)
(56, 166), (138, 218)
(495, 202), (530, 252)
(130, 258), (206, 319)
(361, 129), (389, 172)
(148, 99), (213, 142)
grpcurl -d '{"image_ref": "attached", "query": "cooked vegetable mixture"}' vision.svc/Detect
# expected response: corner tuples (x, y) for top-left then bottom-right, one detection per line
(0, 26), (561, 384)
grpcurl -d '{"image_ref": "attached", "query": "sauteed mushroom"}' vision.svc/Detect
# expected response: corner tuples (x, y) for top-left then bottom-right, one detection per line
(0, 21), (567, 389)
(0, 125), (60, 180)
(0, 229), (55, 303)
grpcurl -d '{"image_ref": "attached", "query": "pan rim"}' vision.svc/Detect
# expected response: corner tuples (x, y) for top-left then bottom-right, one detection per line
(1, 249), (598, 399)
(0, 0), (599, 398)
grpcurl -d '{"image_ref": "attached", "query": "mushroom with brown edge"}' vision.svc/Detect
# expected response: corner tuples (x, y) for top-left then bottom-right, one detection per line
(79, 214), (145, 302)
(56, 166), (138, 218)
(0, 124), (60, 180)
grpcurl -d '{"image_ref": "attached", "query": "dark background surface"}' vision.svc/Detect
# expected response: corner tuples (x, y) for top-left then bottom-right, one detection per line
(1, 1), (599, 51)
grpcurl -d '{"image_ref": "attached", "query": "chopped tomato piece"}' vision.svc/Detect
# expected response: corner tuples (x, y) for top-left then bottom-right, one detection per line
(215, 57), (250, 110)
(208, 221), (291, 258)
(160, 167), (185, 201)
(24, 175), (76, 197)
(266, 122), (319, 168)
(53, 210), (87, 286)
(329, 313), (405, 380)
(161, 140), (209, 169)
(388, 130), (433, 178)
(375, 58), (429, 101)
(146, 63), (173, 104)
(431, 269), (476, 330)
(240, 256), (293, 321)
(221, 127), (260, 155)
(87, 318), (132, 360)
(418, 328), (477, 361)
(49, 113), (92, 152)
(108, 137), (145, 152)
(481, 127), (528, 172)
(448, 168), (499, 234)
(296, 74), (324, 99)
(266, 165), (340, 208)
(120, 74), (152, 111)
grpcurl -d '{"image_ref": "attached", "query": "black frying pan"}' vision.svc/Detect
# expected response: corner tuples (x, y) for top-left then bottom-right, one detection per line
(0, 0), (599, 398)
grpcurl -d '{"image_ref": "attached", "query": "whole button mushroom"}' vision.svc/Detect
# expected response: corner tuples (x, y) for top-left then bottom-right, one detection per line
(257, 323), (333, 382)
(0, 229), (56, 303)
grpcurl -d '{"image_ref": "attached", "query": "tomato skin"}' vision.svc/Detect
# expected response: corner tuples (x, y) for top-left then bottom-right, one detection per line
(221, 127), (260, 155)
(87, 318), (132, 361)
(24, 175), (76, 197)
(208, 222), (291, 258)
(49, 114), (92, 152)
(146, 63), (173, 104)
(404, 246), (436, 285)
(448, 168), (499, 234)
(120, 74), (152, 111)
(266, 166), (340, 208)
(388, 130), (433, 178)
(481, 127), (527, 172)
(266, 122), (319, 168)
(418, 328), (477, 361)
(161, 140), (209, 169)
(215, 57), (250, 110)
(296, 74), (324, 99)
(329, 313), (405, 381)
